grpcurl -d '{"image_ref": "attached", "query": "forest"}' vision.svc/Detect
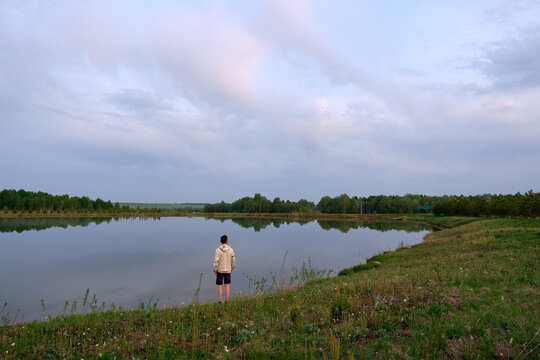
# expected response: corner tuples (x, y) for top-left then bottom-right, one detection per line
(0, 189), (131, 213)
(203, 194), (315, 214)
(432, 191), (540, 217)
(205, 191), (540, 217)
(2, 189), (539, 217)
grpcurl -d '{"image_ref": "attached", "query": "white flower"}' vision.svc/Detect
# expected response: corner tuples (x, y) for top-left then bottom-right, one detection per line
(11, 343), (15, 346)
(224, 346), (229, 352)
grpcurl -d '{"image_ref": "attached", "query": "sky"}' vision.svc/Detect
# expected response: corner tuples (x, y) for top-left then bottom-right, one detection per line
(1, 0), (539, 203)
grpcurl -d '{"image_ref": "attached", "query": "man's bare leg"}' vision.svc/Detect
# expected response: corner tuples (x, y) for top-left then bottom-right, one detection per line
(225, 284), (230, 301)
(217, 285), (223, 302)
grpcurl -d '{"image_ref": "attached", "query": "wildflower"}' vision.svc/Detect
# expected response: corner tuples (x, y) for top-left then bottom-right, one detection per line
(11, 343), (15, 346)
(217, 327), (221, 331)
(224, 346), (229, 352)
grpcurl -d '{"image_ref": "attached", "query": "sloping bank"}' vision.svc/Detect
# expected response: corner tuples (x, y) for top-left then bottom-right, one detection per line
(1, 217), (538, 359)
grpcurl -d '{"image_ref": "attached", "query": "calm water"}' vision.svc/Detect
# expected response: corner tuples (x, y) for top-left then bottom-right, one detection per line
(0, 217), (431, 322)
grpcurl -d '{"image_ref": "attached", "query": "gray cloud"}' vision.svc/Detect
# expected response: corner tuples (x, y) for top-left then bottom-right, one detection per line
(484, 0), (540, 24)
(477, 25), (540, 91)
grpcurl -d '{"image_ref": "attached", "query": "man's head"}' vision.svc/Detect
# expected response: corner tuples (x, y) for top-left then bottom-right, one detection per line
(220, 235), (228, 244)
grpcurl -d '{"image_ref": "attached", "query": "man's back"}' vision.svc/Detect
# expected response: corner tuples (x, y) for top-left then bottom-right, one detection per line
(213, 243), (236, 274)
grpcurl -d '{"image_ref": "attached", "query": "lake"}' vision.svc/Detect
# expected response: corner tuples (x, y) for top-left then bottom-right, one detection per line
(0, 216), (432, 323)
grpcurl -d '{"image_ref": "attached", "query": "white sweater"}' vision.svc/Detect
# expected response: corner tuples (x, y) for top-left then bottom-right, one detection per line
(213, 244), (236, 273)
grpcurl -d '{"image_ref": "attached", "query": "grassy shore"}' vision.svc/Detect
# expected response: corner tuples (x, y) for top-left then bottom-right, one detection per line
(1, 216), (538, 359)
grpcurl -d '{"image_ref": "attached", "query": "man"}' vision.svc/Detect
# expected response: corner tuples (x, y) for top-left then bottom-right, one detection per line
(213, 234), (236, 303)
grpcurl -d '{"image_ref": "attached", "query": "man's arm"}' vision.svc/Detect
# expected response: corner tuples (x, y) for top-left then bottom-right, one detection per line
(231, 249), (236, 272)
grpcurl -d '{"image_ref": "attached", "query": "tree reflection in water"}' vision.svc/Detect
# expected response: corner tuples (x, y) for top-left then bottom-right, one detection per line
(0, 216), (433, 234)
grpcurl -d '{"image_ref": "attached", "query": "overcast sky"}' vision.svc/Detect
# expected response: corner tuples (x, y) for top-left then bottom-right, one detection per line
(1, 1), (539, 203)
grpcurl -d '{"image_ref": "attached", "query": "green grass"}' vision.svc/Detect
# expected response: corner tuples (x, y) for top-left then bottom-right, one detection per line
(120, 203), (207, 212)
(1, 217), (538, 359)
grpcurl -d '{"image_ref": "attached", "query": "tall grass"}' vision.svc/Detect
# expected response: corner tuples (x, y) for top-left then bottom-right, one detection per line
(244, 253), (334, 295)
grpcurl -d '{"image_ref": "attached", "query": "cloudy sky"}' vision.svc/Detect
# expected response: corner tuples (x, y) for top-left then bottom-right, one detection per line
(1, 1), (539, 203)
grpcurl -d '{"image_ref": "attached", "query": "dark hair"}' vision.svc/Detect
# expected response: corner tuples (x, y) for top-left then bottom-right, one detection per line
(220, 235), (228, 244)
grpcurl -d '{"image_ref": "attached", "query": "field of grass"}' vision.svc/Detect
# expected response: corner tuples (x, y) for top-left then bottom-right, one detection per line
(1, 217), (538, 359)
(120, 203), (207, 212)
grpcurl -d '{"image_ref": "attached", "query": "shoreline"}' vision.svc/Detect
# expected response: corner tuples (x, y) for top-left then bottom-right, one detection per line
(2, 216), (537, 358)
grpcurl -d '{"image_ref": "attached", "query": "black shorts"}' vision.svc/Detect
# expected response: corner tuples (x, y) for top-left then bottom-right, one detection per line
(216, 272), (231, 285)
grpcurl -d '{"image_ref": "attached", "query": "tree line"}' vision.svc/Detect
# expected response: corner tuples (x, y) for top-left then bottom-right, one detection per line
(204, 193), (433, 215)
(205, 191), (540, 217)
(3, 189), (538, 217)
(432, 191), (540, 217)
(317, 194), (435, 214)
(0, 189), (132, 213)
(204, 193), (315, 214)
